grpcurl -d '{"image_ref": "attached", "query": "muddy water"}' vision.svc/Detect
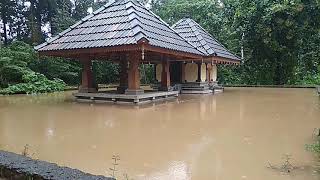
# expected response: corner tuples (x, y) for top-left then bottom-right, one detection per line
(0, 88), (319, 180)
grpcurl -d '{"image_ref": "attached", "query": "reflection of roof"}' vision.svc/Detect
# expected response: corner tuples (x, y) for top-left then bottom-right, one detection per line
(35, 0), (202, 56)
(172, 18), (241, 61)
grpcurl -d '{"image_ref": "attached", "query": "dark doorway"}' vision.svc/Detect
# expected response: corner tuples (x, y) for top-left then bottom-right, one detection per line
(170, 62), (182, 84)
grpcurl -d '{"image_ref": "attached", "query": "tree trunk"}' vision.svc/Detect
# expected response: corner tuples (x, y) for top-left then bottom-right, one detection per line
(2, 18), (8, 45)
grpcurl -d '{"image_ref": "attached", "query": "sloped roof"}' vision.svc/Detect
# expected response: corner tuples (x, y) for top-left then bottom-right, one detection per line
(35, 0), (202, 56)
(172, 18), (241, 61)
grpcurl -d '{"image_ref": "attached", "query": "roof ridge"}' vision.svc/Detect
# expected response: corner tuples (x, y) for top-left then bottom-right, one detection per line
(171, 18), (186, 29)
(186, 18), (241, 60)
(188, 18), (238, 56)
(172, 18), (241, 61)
(123, 0), (203, 55)
(142, 10), (204, 56)
(186, 19), (212, 56)
(124, 1), (147, 42)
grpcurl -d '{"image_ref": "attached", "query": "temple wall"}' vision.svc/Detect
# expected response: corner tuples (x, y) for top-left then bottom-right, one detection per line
(185, 63), (198, 82)
(156, 63), (217, 83)
(156, 64), (162, 82)
(211, 64), (217, 81)
(201, 64), (207, 82)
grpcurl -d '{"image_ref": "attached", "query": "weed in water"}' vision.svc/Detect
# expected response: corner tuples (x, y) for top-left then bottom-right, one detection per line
(109, 155), (120, 178)
(267, 154), (297, 173)
(123, 173), (134, 180)
(22, 144), (29, 157)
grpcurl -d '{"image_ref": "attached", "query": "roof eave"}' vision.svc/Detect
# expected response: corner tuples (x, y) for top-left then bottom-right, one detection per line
(203, 56), (241, 65)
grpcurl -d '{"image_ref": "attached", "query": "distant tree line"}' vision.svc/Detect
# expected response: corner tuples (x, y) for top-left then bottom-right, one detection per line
(152, 0), (320, 85)
(0, 0), (319, 94)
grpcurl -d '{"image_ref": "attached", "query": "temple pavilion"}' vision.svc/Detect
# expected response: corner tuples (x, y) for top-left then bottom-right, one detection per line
(35, 0), (240, 104)
(168, 18), (241, 94)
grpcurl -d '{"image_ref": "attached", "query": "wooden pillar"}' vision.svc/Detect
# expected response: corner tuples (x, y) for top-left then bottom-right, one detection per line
(79, 58), (96, 93)
(160, 57), (171, 91)
(125, 52), (144, 95)
(117, 54), (128, 94)
(181, 62), (186, 83)
(196, 63), (202, 82)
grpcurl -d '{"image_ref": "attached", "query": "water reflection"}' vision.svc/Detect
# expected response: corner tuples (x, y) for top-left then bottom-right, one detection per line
(0, 88), (319, 180)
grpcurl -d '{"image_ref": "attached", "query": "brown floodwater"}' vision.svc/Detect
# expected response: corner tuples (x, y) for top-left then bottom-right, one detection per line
(0, 88), (319, 180)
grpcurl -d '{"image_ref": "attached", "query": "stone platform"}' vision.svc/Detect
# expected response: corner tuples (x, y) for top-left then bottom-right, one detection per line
(74, 90), (179, 104)
(181, 82), (213, 94)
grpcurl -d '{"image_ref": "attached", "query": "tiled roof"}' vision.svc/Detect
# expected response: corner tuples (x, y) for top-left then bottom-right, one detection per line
(172, 18), (241, 61)
(35, 0), (203, 56)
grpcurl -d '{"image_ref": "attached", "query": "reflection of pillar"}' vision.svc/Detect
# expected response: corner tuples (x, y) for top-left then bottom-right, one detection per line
(181, 63), (186, 83)
(125, 52), (144, 95)
(79, 58), (97, 93)
(196, 63), (202, 82)
(160, 57), (171, 91)
(117, 54), (128, 94)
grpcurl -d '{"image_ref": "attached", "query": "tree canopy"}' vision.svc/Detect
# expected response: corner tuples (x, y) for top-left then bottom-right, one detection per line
(153, 0), (320, 85)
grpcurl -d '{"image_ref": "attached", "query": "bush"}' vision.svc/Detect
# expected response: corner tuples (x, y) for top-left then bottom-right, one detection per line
(0, 42), (34, 87)
(0, 72), (66, 95)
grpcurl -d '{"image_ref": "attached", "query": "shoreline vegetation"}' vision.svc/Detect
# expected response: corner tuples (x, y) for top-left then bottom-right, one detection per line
(307, 135), (320, 173)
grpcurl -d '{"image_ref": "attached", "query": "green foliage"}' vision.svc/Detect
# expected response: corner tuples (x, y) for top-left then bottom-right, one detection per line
(0, 42), (35, 87)
(152, 0), (320, 86)
(72, 0), (94, 21)
(0, 72), (66, 95)
(0, 41), (69, 95)
(140, 64), (155, 84)
(93, 61), (119, 84)
(29, 57), (81, 85)
(307, 142), (320, 154)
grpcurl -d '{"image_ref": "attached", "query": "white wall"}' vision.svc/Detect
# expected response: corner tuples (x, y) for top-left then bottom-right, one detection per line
(211, 64), (217, 82)
(201, 64), (207, 82)
(156, 64), (162, 82)
(185, 63), (198, 82)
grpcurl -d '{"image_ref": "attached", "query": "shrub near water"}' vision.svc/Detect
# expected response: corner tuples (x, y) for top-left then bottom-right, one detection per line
(0, 72), (66, 95)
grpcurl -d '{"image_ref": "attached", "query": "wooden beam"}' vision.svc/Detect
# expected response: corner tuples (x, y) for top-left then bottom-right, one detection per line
(204, 56), (241, 65)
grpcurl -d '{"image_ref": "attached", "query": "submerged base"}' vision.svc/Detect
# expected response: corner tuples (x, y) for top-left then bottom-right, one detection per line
(181, 82), (212, 94)
(79, 87), (98, 93)
(125, 89), (145, 95)
(74, 91), (179, 104)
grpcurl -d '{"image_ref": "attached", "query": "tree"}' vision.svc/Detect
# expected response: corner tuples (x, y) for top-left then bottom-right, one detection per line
(0, 0), (16, 45)
(72, 0), (93, 21)
(50, 0), (75, 35)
